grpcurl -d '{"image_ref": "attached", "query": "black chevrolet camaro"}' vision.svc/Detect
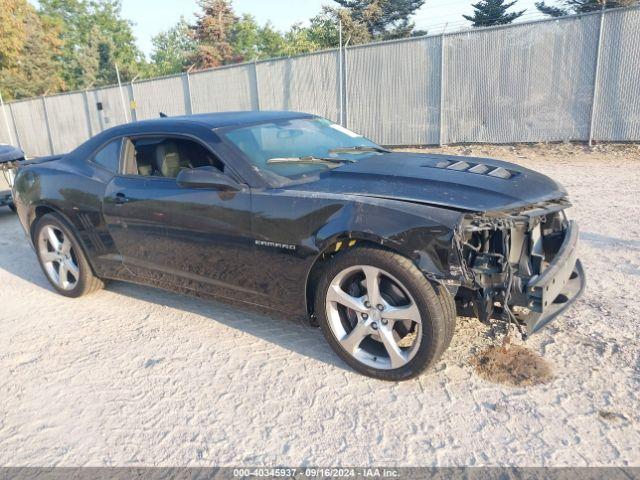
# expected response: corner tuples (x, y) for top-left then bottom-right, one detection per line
(7, 111), (585, 381)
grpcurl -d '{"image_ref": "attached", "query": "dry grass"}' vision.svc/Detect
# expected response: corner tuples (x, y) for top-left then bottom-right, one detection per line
(471, 344), (555, 387)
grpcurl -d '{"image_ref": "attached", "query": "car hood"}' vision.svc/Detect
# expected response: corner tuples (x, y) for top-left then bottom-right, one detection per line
(288, 152), (567, 213)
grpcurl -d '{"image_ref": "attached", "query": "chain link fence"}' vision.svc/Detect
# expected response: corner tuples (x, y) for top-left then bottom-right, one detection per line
(1, 6), (638, 157)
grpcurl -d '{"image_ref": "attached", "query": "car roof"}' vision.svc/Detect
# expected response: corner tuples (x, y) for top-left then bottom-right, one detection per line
(131, 110), (315, 130)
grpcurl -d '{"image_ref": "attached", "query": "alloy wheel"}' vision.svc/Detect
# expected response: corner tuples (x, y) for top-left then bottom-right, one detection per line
(38, 225), (80, 291)
(325, 265), (423, 370)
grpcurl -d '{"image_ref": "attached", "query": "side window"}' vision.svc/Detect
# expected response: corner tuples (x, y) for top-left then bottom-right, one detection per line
(92, 139), (122, 173)
(123, 137), (224, 178)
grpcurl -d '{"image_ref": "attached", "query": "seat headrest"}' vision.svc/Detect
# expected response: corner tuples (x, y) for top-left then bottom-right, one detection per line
(155, 141), (186, 178)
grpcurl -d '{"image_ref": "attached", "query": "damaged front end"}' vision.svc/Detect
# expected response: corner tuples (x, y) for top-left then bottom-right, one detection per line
(0, 145), (25, 208)
(453, 199), (585, 336)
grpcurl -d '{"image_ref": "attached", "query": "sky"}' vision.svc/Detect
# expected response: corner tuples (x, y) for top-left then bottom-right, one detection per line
(33, 0), (549, 58)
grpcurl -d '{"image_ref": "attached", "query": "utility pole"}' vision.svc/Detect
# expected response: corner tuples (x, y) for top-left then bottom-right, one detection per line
(115, 63), (130, 123)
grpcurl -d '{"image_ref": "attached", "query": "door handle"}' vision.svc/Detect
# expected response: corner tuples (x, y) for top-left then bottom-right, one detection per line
(113, 192), (129, 205)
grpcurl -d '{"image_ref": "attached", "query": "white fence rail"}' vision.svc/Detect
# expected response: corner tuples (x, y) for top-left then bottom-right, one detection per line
(1, 7), (638, 157)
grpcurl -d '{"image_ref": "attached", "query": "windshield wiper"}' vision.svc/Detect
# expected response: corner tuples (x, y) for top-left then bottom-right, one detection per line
(266, 156), (356, 166)
(328, 146), (391, 155)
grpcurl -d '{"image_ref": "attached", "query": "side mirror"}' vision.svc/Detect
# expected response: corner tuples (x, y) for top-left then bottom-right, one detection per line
(176, 166), (241, 191)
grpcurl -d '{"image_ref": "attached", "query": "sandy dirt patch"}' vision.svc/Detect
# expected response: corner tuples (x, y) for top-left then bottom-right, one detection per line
(0, 143), (639, 467)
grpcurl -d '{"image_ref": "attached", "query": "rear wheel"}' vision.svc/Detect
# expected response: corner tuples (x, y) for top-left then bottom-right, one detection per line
(34, 213), (104, 298)
(315, 247), (454, 381)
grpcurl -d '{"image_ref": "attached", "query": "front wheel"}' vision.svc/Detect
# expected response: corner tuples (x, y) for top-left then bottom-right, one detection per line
(315, 247), (455, 381)
(33, 213), (104, 298)
(8, 202), (16, 213)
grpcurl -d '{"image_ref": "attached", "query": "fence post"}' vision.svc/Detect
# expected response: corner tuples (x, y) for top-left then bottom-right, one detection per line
(252, 59), (261, 111)
(182, 72), (193, 115)
(129, 79), (138, 122)
(0, 91), (16, 145)
(338, 20), (344, 126)
(83, 89), (94, 137)
(438, 29), (448, 147)
(185, 68), (194, 115)
(41, 96), (55, 155)
(589, 6), (606, 147)
(344, 44), (350, 128)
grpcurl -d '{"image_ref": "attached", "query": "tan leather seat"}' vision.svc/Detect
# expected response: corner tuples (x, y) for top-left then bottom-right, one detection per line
(155, 142), (189, 178)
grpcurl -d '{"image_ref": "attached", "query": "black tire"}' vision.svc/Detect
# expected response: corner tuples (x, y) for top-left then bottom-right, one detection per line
(8, 202), (16, 213)
(314, 247), (455, 381)
(433, 282), (457, 355)
(33, 213), (104, 298)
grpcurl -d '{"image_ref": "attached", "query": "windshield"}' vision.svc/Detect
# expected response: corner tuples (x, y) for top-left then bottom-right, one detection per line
(221, 117), (383, 184)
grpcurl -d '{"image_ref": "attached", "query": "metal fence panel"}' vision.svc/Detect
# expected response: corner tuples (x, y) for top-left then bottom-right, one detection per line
(87, 86), (131, 133)
(133, 75), (188, 120)
(256, 51), (340, 122)
(10, 99), (51, 157)
(84, 90), (102, 136)
(346, 37), (442, 145)
(593, 8), (640, 141)
(189, 65), (258, 114)
(45, 92), (92, 154)
(0, 119), (10, 145)
(0, 105), (18, 147)
(443, 14), (600, 144)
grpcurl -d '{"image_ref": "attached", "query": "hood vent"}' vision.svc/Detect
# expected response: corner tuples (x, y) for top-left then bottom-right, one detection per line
(426, 159), (518, 180)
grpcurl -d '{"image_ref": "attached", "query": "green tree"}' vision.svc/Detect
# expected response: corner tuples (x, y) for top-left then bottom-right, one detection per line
(332, 0), (426, 38)
(231, 14), (262, 60)
(230, 14), (288, 61)
(463, 0), (526, 26)
(306, 6), (372, 48)
(150, 17), (197, 76)
(281, 24), (323, 55)
(257, 23), (288, 58)
(190, 0), (238, 69)
(150, 12), (285, 75)
(535, 0), (638, 16)
(38, 0), (144, 89)
(0, 0), (65, 100)
(0, 0), (29, 69)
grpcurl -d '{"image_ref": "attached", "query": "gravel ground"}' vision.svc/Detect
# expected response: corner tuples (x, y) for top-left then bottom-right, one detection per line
(0, 144), (639, 467)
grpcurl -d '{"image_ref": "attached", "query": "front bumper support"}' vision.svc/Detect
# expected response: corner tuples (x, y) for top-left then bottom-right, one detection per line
(524, 220), (586, 333)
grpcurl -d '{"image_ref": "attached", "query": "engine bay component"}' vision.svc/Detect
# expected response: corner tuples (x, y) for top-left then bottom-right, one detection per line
(455, 200), (585, 337)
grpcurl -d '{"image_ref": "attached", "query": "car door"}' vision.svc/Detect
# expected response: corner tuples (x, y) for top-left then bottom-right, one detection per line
(103, 135), (259, 300)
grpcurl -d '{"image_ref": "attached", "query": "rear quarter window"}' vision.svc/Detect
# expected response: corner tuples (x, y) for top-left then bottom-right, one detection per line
(92, 139), (123, 173)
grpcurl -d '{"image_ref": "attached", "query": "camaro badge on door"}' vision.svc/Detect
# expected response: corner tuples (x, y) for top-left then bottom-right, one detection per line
(255, 240), (297, 251)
